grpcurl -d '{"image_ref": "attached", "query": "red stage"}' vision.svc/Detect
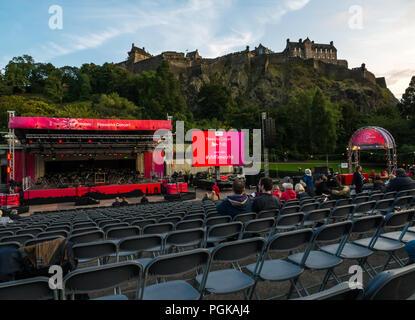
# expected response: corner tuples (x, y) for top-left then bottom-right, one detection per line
(338, 173), (369, 185)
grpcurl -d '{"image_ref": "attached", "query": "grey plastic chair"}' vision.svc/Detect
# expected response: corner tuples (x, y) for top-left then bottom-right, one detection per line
(195, 238), (265, 299)
(330, 204), (355, 221)
(0, 276), (57, 300)
(132, 219), (157, 229)
(73, 240), (118, 266)
(288, 220), (353, 291)
(62, 261), (142, 300)
(319, 200), (337, 209)
(233, 212), (257, 223)
(205, 222), (244, 246)
(242, 218), (275, 238)
(0, 241), (21, 249)
(0, 230), (14, 238)
(37, 230), (69, 239)
(71, 227), (101, 235)
(351, 201), (377, 218)
(256, 209), (279, 219)
(118, 234), (164, 263)
(176, 219), (204, 231)
(16, 228), (44, 236)
(106, 226), (141, 240)
(205, 216), (231, 227)
(247, 229), (314, 299)
(320, 215), (384, 279)
(68, 230), (105, 244)
(24, 235), (65, 247)
(142, 222), (174, 236)
(302, 208), (331, 228)
(140, 248), (211, 300)
(280, 205), (300, 215)
(0, 234), (35, 245)
(373, 199), (395, 215)
(102, 223), (130, 234)
(274, 212), (304, 232)
(362, 263), (415, 300)
(163, 228), (205, 253)
(354, 210), (415, 272)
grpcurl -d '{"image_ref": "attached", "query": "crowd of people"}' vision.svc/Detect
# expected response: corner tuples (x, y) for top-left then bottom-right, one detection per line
(212, 166), (415, 218)
(33, 168), (143, 189)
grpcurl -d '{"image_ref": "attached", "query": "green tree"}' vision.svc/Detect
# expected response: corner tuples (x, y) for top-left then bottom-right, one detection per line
(4, 55), (35, 93)
(78, 73), (92, 100)
(44, 69), (64, 102)
(196, 83), (233, 120)
(93, 93), (142, 119)
(399, 76), (415, 119)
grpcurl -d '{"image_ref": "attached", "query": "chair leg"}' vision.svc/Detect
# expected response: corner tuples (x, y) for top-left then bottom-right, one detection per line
(287, 278), (302, 299)
(390, 253), (405, 267)
(381, 253), (393, 271)
(359, 258), (375, 279)
(319, 269), (332, 292)
(297, 278), (310, 296)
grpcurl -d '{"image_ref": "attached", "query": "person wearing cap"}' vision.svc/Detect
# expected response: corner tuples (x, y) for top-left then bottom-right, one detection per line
(302, 168), (315, 196)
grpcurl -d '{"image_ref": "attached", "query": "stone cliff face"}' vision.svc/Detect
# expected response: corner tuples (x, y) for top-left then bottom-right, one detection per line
(125, 52), (398, 113)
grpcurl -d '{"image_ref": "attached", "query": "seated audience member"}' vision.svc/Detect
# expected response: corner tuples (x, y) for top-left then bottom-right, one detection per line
(295, 183), (311, 200)
(315, 175), (330, 196)
(272, 184), (282, 199)
(216, 179), (252, 218)
(112, 197), (121, 207)
(140, 195), (149, 204)
(280, 183), (297, 201)
(203, 184), (220, 201)
(373, 174), (386, 192)
(252, 177), (281, 213)
(120, 197), (129, 206)
(385, 168), (415, 192)
(330, 185), (351, 200)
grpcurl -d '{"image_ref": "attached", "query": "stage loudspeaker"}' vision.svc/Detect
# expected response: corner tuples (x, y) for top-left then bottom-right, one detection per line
(264, 118), (277, 148)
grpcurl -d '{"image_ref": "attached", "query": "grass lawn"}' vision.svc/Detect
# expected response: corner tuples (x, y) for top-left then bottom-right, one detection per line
(263, 161), (387, 174)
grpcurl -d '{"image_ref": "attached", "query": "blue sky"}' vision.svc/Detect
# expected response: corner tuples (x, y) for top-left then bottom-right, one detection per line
(1, 0), (414, 98)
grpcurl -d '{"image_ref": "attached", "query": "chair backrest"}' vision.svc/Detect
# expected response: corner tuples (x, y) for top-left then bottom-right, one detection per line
(159, 216), (182, 224)
(267, 229), (314, 253)
(118, 235), (163, 253)
(354, 196), (369, 204)
(351, 215), (384, 235)
(205, 216), (231, 226)
(396, 189), (413, 197)
(98, 219), (121, 228)
(132, 219), (157, 229)
(281, 205), (300, 215)
(330, 205), (354, 219)
(0, 241), (21, 249)
(175, 219), (204, 231)
(243, 218), (275, 234)
(0, 277), (56, 300)
(382, 210), (415, 231)
(72, 240), (118, 260)
(383, 191), (397, 200)
(24, 236), (65, 247)
(375, 199), (395, 210)
(319, 200), (337, 209)
(71, 227), (100, 235)
(16, 228), (44, 236)
(336, 198), (352, 206)
(353, 201), (377, 214)
(37, 230), (69, 239)
(207, 222), (243, 240)
(363, 264), (415, 300)
(164, 228), (205, 248)
(183, 213), (205, 221)
(304, 209), (331, 224)
(275, 212), (304, 228)
(0, 230), (14, 238)
(73, 222), (96, 229)
(102, 223), (130, 233)
(233, 212), (257, 223)
(68, 230), (105, 244)
(369, 193), (384, 202)
(314, 221), (353, 244)
(46, 225), (71, 233)
(393, 196), (413, 208)
(256, 209), (279, 219)
(300, 202), (319, 212)
(106, 226), (141, 239)
(63, 261), (142, 298)
(142, 222), (174, 235)
(141, 248), (210, 299)
(211, 237), (265, 263)
(0, 234), (35, 245)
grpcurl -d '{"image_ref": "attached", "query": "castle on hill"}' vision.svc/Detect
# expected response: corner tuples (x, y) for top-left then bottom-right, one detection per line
(116, 37), (387, 88)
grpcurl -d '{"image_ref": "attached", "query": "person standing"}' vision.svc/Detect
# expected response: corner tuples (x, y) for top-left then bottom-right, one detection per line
(302, 169), (315, 196)
(352, 165), (366, 194)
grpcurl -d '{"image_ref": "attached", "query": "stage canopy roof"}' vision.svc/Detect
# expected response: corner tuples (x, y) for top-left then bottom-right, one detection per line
(349, 126), (395, 150)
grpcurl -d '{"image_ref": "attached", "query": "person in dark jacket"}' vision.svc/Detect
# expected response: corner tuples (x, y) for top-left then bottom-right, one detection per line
(352, 165), (366, 194)
(315, 175), (331, 196)
(112, 197), (121, 207)
(373, 174), (386, 192)
(216, 179), (252, 218)
(252, 177), (281, 213)
(385, 168), (415, 192)
(302, 169), (315, 196)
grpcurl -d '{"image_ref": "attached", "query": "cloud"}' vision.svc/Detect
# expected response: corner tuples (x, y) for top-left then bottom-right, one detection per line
(29, 0), (312, 62)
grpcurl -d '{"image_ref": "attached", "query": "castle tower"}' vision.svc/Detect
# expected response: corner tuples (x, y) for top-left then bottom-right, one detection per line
(128, 43), (152, 64)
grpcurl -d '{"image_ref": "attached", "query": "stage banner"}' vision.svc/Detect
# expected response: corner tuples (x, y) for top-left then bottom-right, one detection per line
(192, 131), (245, 167)
(9, 117), (171, 131)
